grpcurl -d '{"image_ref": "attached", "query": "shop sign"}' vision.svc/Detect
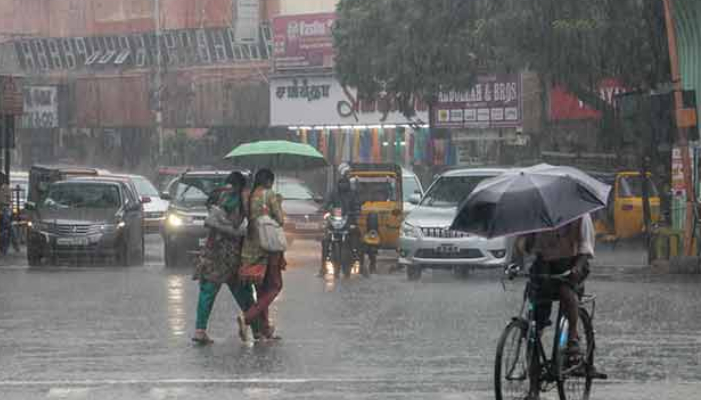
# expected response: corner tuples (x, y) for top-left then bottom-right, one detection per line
(550, 78), (626, 121)
(271, 76), (428, 126)
(13, 25), (274, 72)
(435, 74), (522, 128)
(273, 13), (336, 71)
(672, 147), (693, 192)
(0, 76), (24, 115)
(21, 86), (58, 129)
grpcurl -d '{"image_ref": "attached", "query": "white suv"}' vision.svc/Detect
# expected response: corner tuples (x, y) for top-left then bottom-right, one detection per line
(398, 168), (514, 280)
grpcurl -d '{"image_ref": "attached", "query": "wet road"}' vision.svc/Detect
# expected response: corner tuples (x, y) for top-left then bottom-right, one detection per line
(1, 237), (700, 399)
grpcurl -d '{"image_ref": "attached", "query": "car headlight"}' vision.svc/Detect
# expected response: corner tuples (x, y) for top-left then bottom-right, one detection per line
(29, 221), (50, 232)
(401, 222), (418, 238)
(99, 222), (125, 233)
(490, 249), (507, 259)
(167, 213), (185, 227)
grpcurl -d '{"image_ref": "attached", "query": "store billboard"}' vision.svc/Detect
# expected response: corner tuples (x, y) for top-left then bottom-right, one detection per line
(21, 86), (58, 129)
(550, 79), (626, 121)
(435, 74), (522, 129)
(270, 75), (428, 126)
(272, 12), (335, 71)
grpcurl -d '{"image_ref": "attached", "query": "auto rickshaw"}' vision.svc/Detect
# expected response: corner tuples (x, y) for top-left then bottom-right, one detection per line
(588, 170), (661, 240)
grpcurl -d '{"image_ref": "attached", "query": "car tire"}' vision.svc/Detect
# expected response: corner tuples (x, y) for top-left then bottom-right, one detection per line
(164, 239), (180, 268)
(407, 265), (422, 281)
(27, 244), (41, 267)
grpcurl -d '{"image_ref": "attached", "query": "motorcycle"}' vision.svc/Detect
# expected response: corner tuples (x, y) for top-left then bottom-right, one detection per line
(322, 207), (359, 278)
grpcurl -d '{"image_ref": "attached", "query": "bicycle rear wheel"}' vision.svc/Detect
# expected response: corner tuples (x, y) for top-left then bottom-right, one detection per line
(495, 319), (529, 400)
(556, 308), (594, 400)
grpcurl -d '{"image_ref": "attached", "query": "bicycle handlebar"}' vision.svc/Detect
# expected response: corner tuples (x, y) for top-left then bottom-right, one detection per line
(504, 263), (572, 281)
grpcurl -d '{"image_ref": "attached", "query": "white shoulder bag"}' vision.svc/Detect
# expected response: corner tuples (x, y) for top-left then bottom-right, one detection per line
(256, 190), (288, 252)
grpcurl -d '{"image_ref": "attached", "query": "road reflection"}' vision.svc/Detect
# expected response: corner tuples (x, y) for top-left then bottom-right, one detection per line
(167, 275), (186, 337)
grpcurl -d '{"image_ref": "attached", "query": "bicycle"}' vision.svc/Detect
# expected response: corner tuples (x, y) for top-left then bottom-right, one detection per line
(495, 264), (607, 400)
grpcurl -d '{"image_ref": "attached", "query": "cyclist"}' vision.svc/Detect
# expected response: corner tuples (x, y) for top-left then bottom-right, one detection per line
(518, 213), (595, 364)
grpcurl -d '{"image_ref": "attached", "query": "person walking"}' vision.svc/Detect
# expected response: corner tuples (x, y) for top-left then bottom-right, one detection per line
(238, 168), (286, 341)
(192, 171), (260, 345)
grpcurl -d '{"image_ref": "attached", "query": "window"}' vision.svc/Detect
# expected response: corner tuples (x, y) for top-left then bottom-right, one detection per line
(619, 175), (659, 198)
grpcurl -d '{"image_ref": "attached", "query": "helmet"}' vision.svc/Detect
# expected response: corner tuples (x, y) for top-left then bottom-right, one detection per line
(338, 163), (350, 177)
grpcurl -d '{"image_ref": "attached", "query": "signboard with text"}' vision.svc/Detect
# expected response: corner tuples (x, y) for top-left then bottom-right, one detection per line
(435, 74), (522, 129)
(271, 76), (428, 126)
(0, 76), (24, 115)
(273, 13), (336, 71)
(550, 79), (626, 121)
(21, 86), (58, 129)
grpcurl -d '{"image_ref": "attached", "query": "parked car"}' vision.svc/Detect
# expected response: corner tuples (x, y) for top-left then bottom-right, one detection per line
(161, 170), (229, 267)
(399, 168), (514, 280)
(112, 174), (169, 234)
(277, 177), (325, 243)
(25, 176), (145, 266)
(402, 168), (424, 215)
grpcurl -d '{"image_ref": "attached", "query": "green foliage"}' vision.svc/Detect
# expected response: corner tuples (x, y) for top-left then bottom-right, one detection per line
(333, 0), (669, 115)
(333, 0), (493, 115)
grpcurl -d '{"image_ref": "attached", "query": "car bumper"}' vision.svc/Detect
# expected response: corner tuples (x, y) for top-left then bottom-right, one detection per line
(398, 235), (510, 269)
(28, 229), (122, 258)
(143, 217), (165, 234)
(163, 224), (209, 252)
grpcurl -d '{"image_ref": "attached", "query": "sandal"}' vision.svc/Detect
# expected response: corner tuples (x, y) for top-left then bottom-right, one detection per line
(236, 314), (251, 343)
(191, 332), (214, 345)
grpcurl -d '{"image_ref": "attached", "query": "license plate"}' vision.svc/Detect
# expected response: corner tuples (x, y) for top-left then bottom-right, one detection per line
(198, 238), (207, 247)
(295, 222), (320, 231)
(57, 237), (90, 246)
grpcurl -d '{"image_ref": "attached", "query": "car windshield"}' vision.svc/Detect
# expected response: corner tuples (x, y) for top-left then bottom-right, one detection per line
(278, 181), (314, 200)
(355, 176), (398, 204)
(619, 175), (659, 198)
(132, 176), (160, 198)
(403, 176), (422, 202)
(42, 183), (121, 209)
(420, 175), (496, 208)
(173, 176), (226, 207)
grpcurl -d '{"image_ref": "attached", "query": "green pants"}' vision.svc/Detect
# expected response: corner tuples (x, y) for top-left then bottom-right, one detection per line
(195, 280), (260, 334)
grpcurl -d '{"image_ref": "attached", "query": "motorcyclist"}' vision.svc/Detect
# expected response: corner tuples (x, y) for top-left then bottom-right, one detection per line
(319, 164), (362, 276)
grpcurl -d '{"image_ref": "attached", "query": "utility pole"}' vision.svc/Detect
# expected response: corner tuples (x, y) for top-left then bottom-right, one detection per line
(153, 0), (164, 159)
(663, 0), (698, 256)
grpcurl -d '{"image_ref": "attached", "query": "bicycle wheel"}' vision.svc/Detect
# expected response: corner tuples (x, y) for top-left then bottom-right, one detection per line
(556, 308), (594, 400)
(495, 319), (529, 400)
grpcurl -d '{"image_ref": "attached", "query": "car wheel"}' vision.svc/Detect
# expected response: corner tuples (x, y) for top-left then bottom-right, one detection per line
(27, 244), (41, 267)
(407, 265), (422, 281)
(116, 240), (130, 266)
(164, 239), (180, 267)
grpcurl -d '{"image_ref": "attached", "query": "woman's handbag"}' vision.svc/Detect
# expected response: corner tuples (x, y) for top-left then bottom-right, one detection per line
(205, 205), (248, 237)
(256, 190), (287, 252)
(238, 263), (267, 285)
(257, 215), (287, 252)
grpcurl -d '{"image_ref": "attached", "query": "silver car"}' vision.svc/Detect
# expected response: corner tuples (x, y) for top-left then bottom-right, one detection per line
(399, 168), (513, 280)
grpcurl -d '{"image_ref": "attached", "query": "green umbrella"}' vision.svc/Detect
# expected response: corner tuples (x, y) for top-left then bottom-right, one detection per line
(224, 140), (329, 170)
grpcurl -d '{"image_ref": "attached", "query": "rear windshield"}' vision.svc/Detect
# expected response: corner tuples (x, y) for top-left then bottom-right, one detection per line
(619, 175), (659, 198)
(42, 183), (121, 209)
(356, 176), (398, 203)
(420, 175), (495, 208)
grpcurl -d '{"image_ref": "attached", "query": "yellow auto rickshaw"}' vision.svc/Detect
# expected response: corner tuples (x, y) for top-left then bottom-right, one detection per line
(348, 164), (404, 250)
(589, 171), (661, 240)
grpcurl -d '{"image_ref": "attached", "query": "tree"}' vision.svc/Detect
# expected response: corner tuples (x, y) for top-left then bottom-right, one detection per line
(333, 0), (493, 118)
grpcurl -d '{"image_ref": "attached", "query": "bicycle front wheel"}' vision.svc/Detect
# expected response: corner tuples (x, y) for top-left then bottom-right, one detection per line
(556, 308), (594, 400)
(495, 319), (529, 400)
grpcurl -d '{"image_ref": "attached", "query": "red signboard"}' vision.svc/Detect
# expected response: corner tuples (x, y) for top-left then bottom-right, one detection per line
(435, 74), (522, 128)
(273, 13), (336, 71)
(550, 79), (626, 121)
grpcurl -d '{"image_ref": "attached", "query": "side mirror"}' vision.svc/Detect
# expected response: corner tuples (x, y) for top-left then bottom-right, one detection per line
(408, 193), (421, 205)
(25, 201), (36, 211)
(313, 195), (324, 203)
(141, 196), (152, 204)
(126, 202), (142, 212)
(160, 192), (172, 201)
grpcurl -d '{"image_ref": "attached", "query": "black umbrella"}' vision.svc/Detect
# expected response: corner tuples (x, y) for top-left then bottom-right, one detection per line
(450, 171), (606, 238)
